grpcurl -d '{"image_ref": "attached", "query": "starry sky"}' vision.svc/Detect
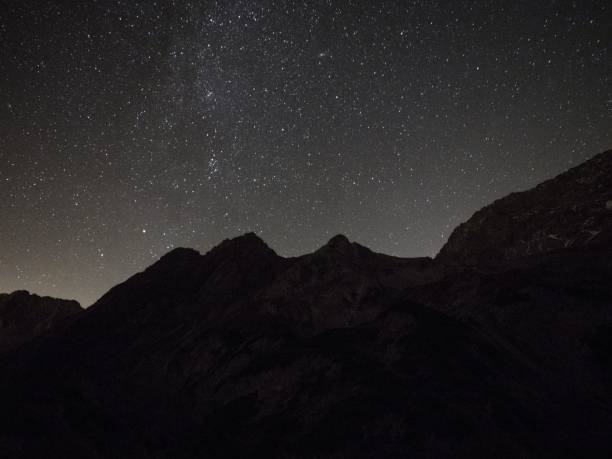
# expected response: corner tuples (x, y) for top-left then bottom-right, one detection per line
(1, 0), (610, 306)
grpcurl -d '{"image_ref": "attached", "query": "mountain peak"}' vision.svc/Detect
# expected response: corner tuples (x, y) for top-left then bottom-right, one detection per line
(234, 231), (266, 244)
(156, 234), (274, 268)
(4, 290), (32, 299)
(215, 232), (275, 256)
(159, 247), (201, 261)
(326, 234), (350, 246)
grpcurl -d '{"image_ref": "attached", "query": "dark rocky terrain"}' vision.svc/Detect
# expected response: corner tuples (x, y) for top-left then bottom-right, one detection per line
(438, 149), (612, 265)
(0, 291), (81, 353)
(0, 150), (611, 458)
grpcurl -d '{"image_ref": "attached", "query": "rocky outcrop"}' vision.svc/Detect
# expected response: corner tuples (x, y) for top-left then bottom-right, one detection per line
(437, 150), (612, 265)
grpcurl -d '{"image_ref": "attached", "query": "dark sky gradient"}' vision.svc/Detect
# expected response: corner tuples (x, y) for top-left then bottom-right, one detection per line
(1, 0), (610, 305)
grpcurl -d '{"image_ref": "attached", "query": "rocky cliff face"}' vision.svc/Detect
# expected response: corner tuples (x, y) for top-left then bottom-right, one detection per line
(0, 151), (611, 458)
(0, 290), (81, 352)
(437, 150), (612, 265)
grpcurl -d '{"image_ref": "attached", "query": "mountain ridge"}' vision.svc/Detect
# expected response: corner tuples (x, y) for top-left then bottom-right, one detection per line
(0, 290), (81, 353)
(0, 149), (611, 458)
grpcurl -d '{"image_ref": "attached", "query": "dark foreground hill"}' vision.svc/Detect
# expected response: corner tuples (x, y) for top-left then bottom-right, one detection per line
(0, 150), (611, 458)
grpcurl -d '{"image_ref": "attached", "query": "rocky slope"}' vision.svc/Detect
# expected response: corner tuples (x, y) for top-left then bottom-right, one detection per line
(438, 149), (612, 265)
(0, 150), (611, 458)
(0, 290), (81, 353)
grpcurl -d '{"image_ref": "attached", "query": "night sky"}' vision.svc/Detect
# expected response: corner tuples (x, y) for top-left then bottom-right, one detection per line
(1, 0), (610, 306)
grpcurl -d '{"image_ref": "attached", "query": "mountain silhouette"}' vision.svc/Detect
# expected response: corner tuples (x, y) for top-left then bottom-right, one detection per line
(1, 150), (611, 458)
(0, 291), (81, 353)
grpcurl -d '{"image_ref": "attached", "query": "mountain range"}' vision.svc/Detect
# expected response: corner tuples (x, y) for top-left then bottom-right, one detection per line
(1, 150), (611, 458)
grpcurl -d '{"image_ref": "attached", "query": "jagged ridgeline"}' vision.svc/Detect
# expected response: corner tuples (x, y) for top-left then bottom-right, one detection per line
(0, 150), (611, 458)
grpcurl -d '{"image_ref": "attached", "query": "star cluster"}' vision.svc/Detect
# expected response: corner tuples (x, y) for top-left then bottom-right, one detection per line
(1, 0), (610, 305)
